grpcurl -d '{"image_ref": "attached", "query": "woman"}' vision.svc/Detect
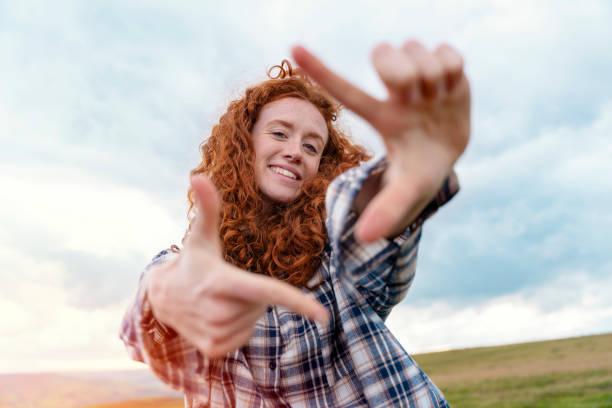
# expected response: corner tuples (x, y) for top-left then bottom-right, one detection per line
(120, 41), (470, 407)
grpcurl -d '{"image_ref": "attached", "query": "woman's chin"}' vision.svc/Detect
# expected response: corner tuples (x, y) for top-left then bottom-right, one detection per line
(260, 188), (300, 203)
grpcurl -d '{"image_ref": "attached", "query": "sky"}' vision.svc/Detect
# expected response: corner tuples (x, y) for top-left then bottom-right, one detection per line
(1, 0), (611, 374)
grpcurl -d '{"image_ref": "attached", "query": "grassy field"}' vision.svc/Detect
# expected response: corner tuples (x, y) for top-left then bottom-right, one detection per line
(414, 333), (612, 407)
(83, 397), (183, 408)
(78, 333), (612, 408)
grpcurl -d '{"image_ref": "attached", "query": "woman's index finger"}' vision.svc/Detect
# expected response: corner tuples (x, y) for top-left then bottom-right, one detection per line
(291, 45), (381, 126)
(233, 271), (329, 324)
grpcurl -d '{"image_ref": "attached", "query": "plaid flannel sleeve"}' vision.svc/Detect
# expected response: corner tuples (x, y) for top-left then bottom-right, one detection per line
(326, 157), (459, 319)
(119, 249), (209, 396)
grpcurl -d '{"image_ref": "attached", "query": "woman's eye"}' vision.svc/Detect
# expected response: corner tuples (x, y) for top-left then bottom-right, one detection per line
(272, 132), (286, 138)
(304, 144), (317, 154)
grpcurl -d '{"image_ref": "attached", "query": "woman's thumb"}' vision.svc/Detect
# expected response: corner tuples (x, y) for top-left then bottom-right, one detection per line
(189, 175), (222, 247)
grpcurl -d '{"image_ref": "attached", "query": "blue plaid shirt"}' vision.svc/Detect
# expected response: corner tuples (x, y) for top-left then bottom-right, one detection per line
(120, 158), (458, 407)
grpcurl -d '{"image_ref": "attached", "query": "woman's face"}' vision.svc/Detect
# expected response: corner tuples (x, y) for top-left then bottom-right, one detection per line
(251, 97), (329, 202)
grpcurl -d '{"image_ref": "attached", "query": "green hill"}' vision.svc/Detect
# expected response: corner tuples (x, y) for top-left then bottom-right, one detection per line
(414, 332), (612, 407)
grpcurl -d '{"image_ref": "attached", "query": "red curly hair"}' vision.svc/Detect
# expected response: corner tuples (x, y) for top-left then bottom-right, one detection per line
(185, 60), (371, 288)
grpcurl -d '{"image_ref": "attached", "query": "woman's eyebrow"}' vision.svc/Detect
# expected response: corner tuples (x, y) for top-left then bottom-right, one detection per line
(267, 119), (293, 129)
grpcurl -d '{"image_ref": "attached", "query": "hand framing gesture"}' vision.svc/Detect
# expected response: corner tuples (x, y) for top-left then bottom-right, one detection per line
(146, 176), (329, 358)
(292, 41), (470, 243)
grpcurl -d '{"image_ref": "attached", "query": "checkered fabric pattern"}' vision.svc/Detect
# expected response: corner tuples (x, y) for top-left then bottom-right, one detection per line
(120, 158), (458, 407)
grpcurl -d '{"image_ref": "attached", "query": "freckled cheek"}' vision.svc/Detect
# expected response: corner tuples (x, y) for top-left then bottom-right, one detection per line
(306, 160), (321, 181)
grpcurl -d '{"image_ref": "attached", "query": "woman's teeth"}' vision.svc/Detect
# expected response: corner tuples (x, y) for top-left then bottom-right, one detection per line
(270, 166), (297, 180)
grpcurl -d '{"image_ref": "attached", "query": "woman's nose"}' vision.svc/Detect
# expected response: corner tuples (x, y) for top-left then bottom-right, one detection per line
(283, 139), (302, 162)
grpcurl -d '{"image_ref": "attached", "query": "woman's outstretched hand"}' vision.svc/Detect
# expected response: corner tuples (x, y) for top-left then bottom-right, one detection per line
(292, 41), (470, 243)
(146, 176), (329, 358)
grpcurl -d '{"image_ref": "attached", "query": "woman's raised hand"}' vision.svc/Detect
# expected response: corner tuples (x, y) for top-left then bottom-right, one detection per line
(146, 176), (329, 358)
(292, 41), (470, 243)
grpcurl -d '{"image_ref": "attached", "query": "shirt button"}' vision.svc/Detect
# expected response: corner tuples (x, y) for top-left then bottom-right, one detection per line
(269, 360), (276, 370)
(267, 306), (273, 314)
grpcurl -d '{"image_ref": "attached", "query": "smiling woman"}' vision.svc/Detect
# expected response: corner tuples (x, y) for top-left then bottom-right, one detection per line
(120, 42), (470, 407)
(251, 97), (329, 203)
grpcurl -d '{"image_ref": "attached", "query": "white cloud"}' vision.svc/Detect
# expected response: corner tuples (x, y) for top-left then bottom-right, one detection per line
(0, 248), (141, 373)
(0, 163), (185, 372)
(387, 269), (612, 353)
(0, 296), (144, 372)
(0, 164), (184, 258)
